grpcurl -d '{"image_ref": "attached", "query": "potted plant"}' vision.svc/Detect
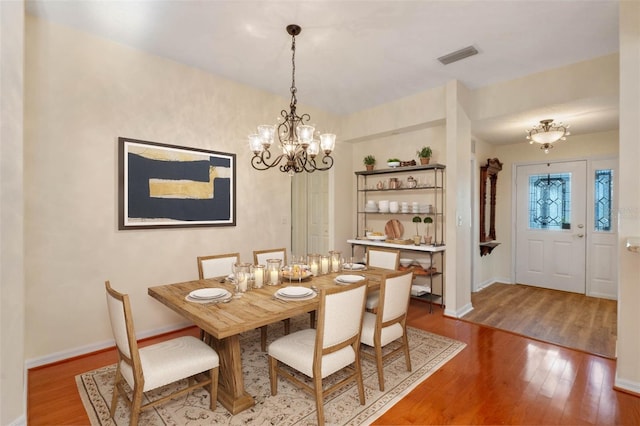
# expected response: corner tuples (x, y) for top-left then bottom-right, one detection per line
(416, 146), (432, 165)
(412, 216), (422, 245)
(363, 155), (376, 171)
(423, 216), (433, 244)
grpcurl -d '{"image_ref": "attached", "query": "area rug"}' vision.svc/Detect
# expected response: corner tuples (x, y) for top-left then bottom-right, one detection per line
(76, 317), (465, 426)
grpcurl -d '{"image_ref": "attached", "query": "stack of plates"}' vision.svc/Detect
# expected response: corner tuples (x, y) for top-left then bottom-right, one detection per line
(378, 200), (390, 213)
(274, 286), (317, 301)
(186, 288), (231, 303)
(342, 263), (366, 271)
(418, 204), (434, 213)
(334, 275), (366, 285)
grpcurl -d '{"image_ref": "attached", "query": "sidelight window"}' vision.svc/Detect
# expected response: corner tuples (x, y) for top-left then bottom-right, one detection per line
(594, 169), (613, 232)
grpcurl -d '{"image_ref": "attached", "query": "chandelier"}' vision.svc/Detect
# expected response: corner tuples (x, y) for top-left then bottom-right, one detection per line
(248, 24), (335, 176)
(526, 119), (570, 154)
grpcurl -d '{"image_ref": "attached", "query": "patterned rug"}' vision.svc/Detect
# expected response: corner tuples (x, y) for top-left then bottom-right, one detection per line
(76, 317), (465, 425)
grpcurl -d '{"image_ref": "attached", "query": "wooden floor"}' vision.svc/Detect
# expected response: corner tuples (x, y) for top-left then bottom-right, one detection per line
(28, 300), (640, 425)
(462, 283), (617, 359)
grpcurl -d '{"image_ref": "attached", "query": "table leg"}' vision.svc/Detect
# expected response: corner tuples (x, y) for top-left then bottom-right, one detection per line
(210, 334), (255, 414)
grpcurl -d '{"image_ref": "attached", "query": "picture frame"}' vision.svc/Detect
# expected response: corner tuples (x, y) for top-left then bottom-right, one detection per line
(118, 137), (236, 230)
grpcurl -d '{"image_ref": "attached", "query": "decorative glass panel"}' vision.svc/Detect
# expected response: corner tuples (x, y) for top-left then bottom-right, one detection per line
(594, 169), (613, 232)
(528, 173), (571, 230)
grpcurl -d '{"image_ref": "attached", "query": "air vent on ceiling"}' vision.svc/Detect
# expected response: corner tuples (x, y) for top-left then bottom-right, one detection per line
(437, 45), (479, 65)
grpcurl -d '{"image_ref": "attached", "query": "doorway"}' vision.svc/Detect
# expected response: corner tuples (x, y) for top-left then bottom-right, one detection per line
(515, 159), (618, 298)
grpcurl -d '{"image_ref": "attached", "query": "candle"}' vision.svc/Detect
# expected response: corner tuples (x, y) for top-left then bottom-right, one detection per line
(332, 259), (340, 272)
(310, 263), (319, 276)
(254, 268), (264, 288)
(321, 257), (329, 274)
(270, 270), (279, 285)
(238, 275), (247, 292)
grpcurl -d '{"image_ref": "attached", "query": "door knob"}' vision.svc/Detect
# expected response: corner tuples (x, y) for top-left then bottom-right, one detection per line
(577, 233), (584, 238)
(578, 224), (584, 229)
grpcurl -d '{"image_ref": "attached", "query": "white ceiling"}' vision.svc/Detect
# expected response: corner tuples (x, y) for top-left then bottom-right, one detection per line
(25, 0), (620, 145)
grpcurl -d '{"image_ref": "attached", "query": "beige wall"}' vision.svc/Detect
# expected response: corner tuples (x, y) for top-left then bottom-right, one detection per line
(1, 1), (26, 423)
(23, 16), (339, 362)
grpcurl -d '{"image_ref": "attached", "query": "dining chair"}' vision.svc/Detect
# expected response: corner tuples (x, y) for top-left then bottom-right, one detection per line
(365, 247), (400, 311)
(197, 252), (240, 344)
(360, 269), (413, 391)
(197, 252), (240, 280)
(268, 280), (368, 425)
(105, 281), (219, 425)
(253, 248), (293, 351)
(253, 247), (287, 266)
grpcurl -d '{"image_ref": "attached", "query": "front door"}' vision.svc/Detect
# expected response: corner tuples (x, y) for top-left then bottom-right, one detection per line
(515, 161), (587, 293)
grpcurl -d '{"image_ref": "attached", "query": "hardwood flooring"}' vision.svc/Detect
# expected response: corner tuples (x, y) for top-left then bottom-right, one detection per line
(462, 283), (617, 359)
(28, 300), (640, 425)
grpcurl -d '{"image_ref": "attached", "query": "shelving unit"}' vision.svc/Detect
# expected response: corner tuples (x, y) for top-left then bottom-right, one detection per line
(355, 163), (445, 245)
(351, 163), (446, 312)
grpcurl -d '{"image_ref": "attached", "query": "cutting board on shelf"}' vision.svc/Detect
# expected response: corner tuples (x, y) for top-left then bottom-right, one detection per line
(385, 219), (404, 239)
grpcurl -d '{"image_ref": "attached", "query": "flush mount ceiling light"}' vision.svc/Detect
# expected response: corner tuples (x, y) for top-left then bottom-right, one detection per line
(526, 119), (571, 154)
(248, 24), (335, 176)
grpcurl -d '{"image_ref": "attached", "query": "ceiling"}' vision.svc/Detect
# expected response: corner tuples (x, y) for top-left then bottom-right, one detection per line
(25, 0), (620, 145)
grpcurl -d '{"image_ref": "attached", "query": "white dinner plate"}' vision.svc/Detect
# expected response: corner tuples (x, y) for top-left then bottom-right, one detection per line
(334, 275), (366, 285)
(277, 286), (313, 298)
(189, 288), (229, 300)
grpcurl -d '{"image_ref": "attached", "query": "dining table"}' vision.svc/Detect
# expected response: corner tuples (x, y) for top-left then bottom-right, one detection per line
(147, 266), (391, 414)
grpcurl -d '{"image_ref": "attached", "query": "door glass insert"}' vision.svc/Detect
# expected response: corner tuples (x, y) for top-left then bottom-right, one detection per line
(594, 169), (613, 232)
(528, 173), (571, 230)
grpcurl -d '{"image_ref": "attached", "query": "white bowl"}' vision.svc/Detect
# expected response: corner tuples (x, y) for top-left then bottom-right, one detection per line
(417, 259), (432, 269)
(399, 258), (414, 267)
(387, 161), (400, 168)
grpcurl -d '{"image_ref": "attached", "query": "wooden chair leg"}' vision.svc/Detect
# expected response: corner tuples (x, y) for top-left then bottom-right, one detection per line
(355, 354), (366, 405)
(260, 326), (268, 352)
(402, 332), (412, 371)
(309, 311), (316, 328)
(283, 319), (290, 335)
(375, 343), (385, 391)
(209, 367), (218, 410)
(129, 385), (144, 426)
(314, 376), (325, 425)
(268, 356), (278, 396)
(109, 367), (122, 417)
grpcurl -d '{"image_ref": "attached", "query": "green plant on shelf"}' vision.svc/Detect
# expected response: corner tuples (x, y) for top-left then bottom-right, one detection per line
(363, 155), (376, 165)
(412, 216), (422, 235)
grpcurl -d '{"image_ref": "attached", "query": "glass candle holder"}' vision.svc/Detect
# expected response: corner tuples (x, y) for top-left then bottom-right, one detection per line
(266, 259), (282, 286)
(253, 264), (265, 288)
(233, 262), (251, 292)
(329, 250), (342, 272)
(320, 255), (330, 275)
(308, 254), (320, 276)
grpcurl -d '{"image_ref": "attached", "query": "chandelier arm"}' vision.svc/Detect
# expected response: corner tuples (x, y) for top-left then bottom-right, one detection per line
(251, 151), (284, 171)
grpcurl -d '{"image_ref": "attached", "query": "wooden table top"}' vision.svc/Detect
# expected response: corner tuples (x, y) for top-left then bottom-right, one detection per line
(148, 267), (389, 340)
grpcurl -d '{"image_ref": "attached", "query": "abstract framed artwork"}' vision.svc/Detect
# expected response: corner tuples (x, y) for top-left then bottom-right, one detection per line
(118, 137), (236, 229)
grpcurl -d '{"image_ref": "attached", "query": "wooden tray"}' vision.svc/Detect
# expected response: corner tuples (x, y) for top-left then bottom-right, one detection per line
(385, 238), (414, 245)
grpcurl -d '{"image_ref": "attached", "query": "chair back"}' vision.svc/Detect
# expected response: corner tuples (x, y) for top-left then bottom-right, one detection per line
(367, 248), (400, 270)
(317, 281), (367, 350)
(105, 281), (141, 378)
(379, 270), (414, 323)
(253, 248), (287, 266)
(197, 253), (240, 279)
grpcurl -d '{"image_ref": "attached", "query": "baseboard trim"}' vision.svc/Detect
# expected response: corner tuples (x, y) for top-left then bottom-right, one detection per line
(614, 376), (640, 396)
(7, 414), (26, 426)
(25, 321), (192, 369)
(445, 302), (473, 318)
